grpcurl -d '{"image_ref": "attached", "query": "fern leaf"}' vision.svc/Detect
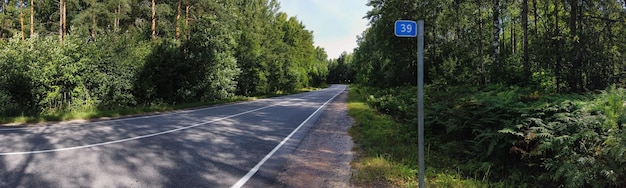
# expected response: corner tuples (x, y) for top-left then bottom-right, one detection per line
(498, 128), (524, 137)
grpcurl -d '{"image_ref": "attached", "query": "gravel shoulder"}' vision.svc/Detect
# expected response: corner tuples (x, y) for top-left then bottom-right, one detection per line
(274, 89), (355, 188)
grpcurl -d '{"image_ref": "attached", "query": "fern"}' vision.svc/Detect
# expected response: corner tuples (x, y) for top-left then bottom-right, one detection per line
(498, 128), (524, 137)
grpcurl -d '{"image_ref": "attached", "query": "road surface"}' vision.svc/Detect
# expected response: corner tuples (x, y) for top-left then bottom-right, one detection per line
(0, 85), (347, 188)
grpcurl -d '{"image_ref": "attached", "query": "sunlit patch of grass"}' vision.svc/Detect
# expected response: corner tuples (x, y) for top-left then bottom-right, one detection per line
(0, 86), (332, 125)
(298, 85), (326, 92)
(0, 96), (259, 125)
(353, 155), (421, 187)
(427, 171), (494, 188)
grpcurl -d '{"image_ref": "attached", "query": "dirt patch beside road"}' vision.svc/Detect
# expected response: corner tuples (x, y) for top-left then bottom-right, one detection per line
(274, 89), (355, 188)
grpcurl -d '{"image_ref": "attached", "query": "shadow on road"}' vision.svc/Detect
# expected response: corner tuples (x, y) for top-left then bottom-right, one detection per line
(0, 126), (58, 187)
(0, 97), (320, 187)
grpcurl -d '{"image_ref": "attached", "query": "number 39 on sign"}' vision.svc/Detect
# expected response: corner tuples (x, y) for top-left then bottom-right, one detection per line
(394, 20), (417, 37)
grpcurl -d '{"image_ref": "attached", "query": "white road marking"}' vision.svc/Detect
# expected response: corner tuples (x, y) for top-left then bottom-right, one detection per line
(0, 89), (326, 131)
(231, 85), (346, 188)
(0, 88), (336, 156)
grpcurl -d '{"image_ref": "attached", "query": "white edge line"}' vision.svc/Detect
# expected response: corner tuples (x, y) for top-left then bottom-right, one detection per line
(0, 100), (249, 131)
(0, 88), (328, 131)
(0, 87), (334, 155)
(230, 86), (345, 188)
(0, 98), (288, 156)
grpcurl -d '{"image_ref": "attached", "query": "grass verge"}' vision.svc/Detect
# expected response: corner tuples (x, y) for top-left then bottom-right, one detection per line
(347, 85), (503, 187)
(0, 87), (323, 125)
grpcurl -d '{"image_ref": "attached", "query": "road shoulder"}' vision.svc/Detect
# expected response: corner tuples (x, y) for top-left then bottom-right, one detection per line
(274, 88), (355, 188)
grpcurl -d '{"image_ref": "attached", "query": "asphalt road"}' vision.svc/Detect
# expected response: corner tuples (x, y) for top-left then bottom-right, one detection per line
(0, 85), (347, 188)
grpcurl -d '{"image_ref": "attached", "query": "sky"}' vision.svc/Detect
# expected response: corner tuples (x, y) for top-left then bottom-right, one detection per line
(276, 0), (371, 59)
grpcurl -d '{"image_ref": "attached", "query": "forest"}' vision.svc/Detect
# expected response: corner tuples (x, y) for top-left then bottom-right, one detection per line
(340, 0), (626, 187)
(0, 0), (331, 118)
(3, 0), (626, 186)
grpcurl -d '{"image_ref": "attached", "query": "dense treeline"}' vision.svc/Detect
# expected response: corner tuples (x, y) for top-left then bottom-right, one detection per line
(0, 0), (330, 116)
(340, 0), (626, 187)
(349, 0), (626, 92)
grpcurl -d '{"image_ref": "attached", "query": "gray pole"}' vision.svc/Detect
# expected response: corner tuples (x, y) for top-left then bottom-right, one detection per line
(417, 20), (425, 188)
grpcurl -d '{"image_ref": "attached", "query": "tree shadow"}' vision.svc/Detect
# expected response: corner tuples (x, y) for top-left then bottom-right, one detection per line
(0, 93), (326, 187)
(0, 127), (58, 187)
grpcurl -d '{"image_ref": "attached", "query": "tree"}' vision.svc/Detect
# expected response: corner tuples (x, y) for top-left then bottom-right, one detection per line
(30, 0), (34, 37)
(59, 0), (66, 43)
(0, 0), (6, 39)
(553, 0), (562, 92)
(71, 0), (111, 41)
(107, 0), (131, 33)
(175, 0), (180, 40)
(19, 0), (24, 41)
(478, 0), (486, 84)
(492, 0), (501, 75)
(234, 0), (269, 95)
(327, 52), (354, 84)
(522, 0), (529, 84)
(151, 0), (155, 39)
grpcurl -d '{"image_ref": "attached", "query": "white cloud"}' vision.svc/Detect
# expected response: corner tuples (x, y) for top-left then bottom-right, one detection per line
(317, 35), (360, 59)
(277, 0), (370, 59)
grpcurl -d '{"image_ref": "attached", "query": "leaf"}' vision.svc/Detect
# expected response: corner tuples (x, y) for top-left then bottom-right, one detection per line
(498, 128), (524, 137)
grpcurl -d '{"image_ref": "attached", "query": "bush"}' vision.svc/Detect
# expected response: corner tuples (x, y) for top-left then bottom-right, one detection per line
(358, 84), (626, 186)
(500, 85), (626, 187)
(0, 90), (16, 115)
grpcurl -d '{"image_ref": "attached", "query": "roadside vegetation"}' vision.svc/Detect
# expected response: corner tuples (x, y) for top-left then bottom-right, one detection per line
(0, 86), (322, 125)
(337, 0), (626, 187)
(0, 1), (331, 124)
(348, 84), (626, 187)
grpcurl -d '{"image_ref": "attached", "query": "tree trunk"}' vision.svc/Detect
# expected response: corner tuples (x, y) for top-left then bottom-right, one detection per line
(511, 20), (515, 54)
(493, 0), (500, 71)
(553, 0), (561, 92)
(567, 0), (582, 91)
(176, 0), (181, 40)
(30, 0), (34, 37)
(532, 0), (540, 71)
(454, 0), (461, 41)
(151, 0), (156, 39)
(63, 0), (66, 38)
(478, 0), (485, 84)
(19, 0), (25, 41)
(186, 5), (190, 40)
(60, 0), (63, 43)
(522, 0), (530, 84)
(1, 0), (5, 39)
(92, 13), (97, 41)
(114, 3), (120, 32)
(532, 0), (538, 36)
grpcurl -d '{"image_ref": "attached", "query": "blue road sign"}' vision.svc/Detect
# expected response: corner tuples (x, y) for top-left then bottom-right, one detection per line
(394, 20), (417, 37)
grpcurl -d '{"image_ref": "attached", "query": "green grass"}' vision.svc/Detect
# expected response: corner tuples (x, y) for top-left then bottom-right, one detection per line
(0, 87), (324, 125)
(347, 84), (504, 187)
(348, 83), (626, 187)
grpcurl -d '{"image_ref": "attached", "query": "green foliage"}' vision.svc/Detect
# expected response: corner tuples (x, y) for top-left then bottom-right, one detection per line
(0, 35), (95, 114)
(0, 0), (330, 119)
(349, 85), (506, 187)
(327, 52), (355, 84)
(0, 89), (14, 115)
(349, 0), (626, 186)
(352, 83), (626, 186)
(87, 33), (150, 109)
(351, 0), (626, 91)
(498, 86), (626, 187)
(532, 71), (557, 93)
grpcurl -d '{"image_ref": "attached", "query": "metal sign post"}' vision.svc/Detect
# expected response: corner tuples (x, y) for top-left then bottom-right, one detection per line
(395, 19), (425, 188)
(416, 20), (425, 188)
